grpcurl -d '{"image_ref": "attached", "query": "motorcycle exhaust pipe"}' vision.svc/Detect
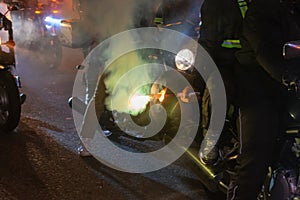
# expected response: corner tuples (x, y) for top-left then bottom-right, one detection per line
(185, 148), (228, 194)
(187, 150), (228, 193)
(163, 134), (228, 193)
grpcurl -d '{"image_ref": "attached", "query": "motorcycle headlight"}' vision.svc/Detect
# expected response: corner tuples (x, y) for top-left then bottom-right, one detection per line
(44, 16), (62, 25)
(175, 49), (195, 71)
(35, 10), (42, 15)
(52, 10), (59, 14)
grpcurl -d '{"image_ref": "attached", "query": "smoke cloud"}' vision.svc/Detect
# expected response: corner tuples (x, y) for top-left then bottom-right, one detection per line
(80, 0), (163, 115)
(78, 0), (159, 41)
(81, 0), (202, 116)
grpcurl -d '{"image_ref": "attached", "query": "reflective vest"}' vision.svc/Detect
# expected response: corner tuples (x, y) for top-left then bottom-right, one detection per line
(154, 17), (163, 25)
(221, 0), (248, 49)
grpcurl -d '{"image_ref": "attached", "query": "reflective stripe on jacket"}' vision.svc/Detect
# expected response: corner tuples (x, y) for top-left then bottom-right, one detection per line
(222, 39), (242, 48)
(222, 0), (248, 49)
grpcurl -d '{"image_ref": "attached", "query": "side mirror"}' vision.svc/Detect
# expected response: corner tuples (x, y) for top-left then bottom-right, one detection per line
(283, 40), (300, 60)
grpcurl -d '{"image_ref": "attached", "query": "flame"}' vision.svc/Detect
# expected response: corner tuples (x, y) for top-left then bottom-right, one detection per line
(128, 88), (167, 112)
(149, 88), (167, 102)
(129, 94), (150, 111)
(158, 88), (167, 102)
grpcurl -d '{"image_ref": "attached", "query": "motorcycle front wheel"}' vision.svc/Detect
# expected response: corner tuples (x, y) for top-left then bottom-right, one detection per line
(0, 71), (21, 132)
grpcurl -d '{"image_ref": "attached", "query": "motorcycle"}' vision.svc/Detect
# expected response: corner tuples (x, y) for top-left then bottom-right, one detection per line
(9, 1), (62, 68)
(107, 41), (300, 199)
(179, 41), (300, 199)
(71, 38), (300, 199)
(0, 3), (25, 132)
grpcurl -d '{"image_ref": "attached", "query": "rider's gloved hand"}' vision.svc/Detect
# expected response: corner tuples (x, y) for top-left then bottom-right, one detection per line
(177, 86), (200, 103)
(177, 86), (192, 103)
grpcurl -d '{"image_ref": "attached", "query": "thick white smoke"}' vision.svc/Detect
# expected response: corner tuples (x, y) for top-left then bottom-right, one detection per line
(80, 0), (162, 115)
(77, 0), (158, 41)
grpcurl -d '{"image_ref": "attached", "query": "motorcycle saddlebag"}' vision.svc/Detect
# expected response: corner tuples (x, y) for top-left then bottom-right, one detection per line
(59, 19), (89, 48)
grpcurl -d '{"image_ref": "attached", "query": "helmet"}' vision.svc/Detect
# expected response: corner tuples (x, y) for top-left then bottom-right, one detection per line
(175, 48), (195, 71)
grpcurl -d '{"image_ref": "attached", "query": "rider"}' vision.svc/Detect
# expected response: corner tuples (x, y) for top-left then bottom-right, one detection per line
(75, 0), (163, 156)
(227, 0), (300, 199)
(75, 0), (202, 156)
(0, 7), (15, 64)
(198, 0), (249, 164)
(150, 48), (204, 142)
(0, 11), (14, 42)
(74, 0), (115, 156)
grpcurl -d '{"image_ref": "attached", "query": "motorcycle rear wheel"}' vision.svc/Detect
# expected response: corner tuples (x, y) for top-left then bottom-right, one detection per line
(0, 71), (21, 132)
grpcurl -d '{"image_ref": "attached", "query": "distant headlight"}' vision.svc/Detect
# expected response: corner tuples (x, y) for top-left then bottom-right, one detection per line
(44, 16), (62, 26)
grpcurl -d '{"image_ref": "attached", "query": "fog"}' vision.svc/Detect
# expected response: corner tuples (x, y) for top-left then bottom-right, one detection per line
(0, 0), (201, 116)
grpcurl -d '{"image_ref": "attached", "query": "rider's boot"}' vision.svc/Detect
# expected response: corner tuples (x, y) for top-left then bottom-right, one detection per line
(199, 145), (219, 166)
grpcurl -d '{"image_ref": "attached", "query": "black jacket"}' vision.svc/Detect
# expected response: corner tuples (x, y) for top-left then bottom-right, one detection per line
(237, 0), (300, 83)
(198, 0), (245, 66)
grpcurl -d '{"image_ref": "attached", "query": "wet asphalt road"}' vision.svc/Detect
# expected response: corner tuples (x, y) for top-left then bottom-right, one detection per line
(0, 46), (226, 200)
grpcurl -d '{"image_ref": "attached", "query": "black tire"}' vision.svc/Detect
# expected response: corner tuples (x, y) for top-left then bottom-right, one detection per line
(0, 71), (21, 132)
(43, 36), (62, 68)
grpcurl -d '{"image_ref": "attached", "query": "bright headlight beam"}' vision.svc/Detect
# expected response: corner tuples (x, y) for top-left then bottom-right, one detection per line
(44, 16), (62, 26)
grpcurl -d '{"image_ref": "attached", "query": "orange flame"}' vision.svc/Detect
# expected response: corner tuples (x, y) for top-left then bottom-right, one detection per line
(157, 88), (167, 102)
(150, 88), (167, 102)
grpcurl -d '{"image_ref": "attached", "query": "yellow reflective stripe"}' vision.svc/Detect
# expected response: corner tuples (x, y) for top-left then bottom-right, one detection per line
(222, 39), (242, 48)
(237, 0), (248, 18)
(154, 17), (163, 24)
(220, 1), (248, 49)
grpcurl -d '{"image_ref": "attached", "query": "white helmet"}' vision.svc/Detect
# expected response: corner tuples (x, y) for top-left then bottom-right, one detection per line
(175, 48), (195, 71)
